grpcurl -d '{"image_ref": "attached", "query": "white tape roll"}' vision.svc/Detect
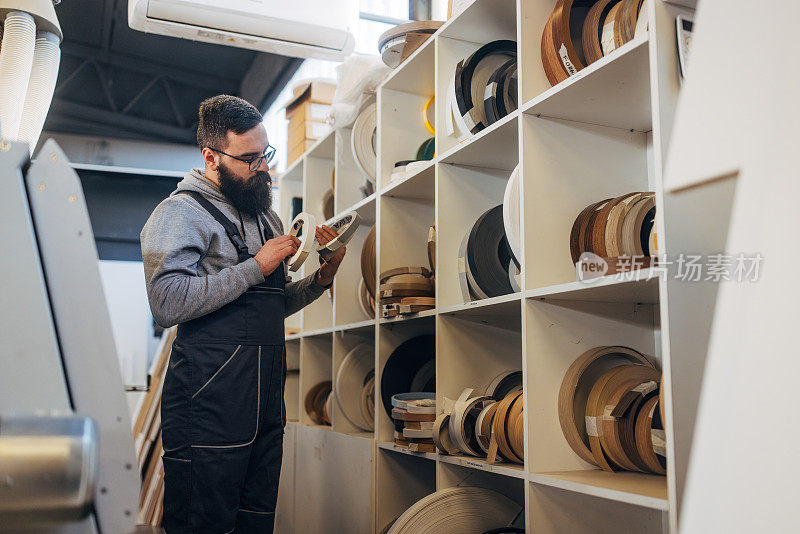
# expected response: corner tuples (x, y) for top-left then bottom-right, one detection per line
(287, 212), (316, 272)
(318, 211), (361, 261)
(449, 73), (472, 141)
(385, 487), (523, 534)
(335, 343), (374, 431)
(503, 165), (522, 265)
(449, 388), (492, 457)
(351, 102), (377, 183)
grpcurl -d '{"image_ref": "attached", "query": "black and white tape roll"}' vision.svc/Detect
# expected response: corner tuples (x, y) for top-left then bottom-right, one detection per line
(449, 388), (493, 457)
(351, 102), (377, 183)
(485, 370), (523, 400)
(287, 211), (316, 272)
(452, 40), (517, 136)
(381, 335), (436, 418)
(433, 413), (460, 455)
(335, 343), (374, 431)
(318, 210), (361, 261)
(483, 58), (518, 126)
(475, 402), (497, 453)
(466, 205), (515, 298)
(391, 392), (436, 413)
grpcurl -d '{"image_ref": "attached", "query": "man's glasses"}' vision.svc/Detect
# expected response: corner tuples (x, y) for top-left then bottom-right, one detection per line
(210, 145), (276, 172)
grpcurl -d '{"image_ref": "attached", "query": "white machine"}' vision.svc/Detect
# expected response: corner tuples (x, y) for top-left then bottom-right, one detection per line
(0, 140), (146, 533)
(128, 0), (357, 60)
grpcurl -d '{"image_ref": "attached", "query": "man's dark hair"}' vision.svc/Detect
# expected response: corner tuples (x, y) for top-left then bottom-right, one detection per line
(196, 95), (263, 150)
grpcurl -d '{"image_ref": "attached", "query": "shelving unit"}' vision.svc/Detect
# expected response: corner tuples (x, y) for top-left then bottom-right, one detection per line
(276, 1), (692, 532)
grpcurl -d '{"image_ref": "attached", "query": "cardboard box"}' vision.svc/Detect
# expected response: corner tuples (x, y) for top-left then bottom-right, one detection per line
(286, 100), (331, 122)
(288, 118), (330, 147)
(287, 138), (318, 166)
(283, 79), (336, 110)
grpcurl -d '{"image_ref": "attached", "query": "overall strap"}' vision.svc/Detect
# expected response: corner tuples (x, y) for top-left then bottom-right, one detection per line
(177, 190), (250, 262)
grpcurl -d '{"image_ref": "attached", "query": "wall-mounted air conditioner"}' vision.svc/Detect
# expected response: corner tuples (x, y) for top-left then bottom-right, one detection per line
(128, 0), (357, 61)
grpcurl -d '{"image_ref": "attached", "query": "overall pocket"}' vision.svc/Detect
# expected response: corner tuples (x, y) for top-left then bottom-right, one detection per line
(162, 455), (191, 531)
(190, 343), (260, 447)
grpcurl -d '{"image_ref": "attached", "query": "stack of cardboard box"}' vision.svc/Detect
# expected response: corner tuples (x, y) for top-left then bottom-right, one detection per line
(283, 79), (336, 165)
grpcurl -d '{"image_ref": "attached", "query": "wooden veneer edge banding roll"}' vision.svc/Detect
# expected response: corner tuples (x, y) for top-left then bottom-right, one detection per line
(592, 192), (640, 257)
(361, 225), (377, 297)
(635, 396), (667, 474)
(558, 346), (653, 466)
(599, 377), (658, 472)
(583, 0), (619, 65)
(541, 9), (569, 86)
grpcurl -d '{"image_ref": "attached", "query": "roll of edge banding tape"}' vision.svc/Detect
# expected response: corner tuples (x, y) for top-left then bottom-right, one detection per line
(352, 102), (377, 183)
(287, 211), (316, 272)
(318, 211), (361, 261)
(336, 343), (374, 431)
(475, 401), (498, 453)
(503, 166), (522, 266)
(423, 96), (435, 135)
(433, 413), (460, 455)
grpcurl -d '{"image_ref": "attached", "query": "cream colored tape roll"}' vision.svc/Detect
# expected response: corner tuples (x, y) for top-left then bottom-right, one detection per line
(385, 487), (523, 534)
(380, 266), (432, 283)
(432, 413), (460, 455)
(358, 279), (374, 319)
(503, 165), (521, 266)
(287, 211), (316, 272)
(351, 102), (377, 183)
(317, 211), (361, 261)
(449, 388), (487, 456)
(475, 401), (497, 453)
(335, 343), (374, 432)
(558, 346), (654, 466)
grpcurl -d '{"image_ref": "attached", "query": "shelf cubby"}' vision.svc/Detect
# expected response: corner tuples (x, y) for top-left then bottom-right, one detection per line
(375, 446), (436, 533)
(298, 334), (333, 427)
(331, 329), (375, 437)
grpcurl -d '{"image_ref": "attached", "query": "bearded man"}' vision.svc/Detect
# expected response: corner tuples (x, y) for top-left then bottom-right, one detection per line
(141, 95), (343, 533)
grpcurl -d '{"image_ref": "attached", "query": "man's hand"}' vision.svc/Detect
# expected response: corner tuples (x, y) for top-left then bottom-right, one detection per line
(254, 235), (300, 276)
(315, 225), (346, 287)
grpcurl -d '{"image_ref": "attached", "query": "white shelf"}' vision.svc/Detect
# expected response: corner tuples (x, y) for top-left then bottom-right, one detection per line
(521, 36), (652, 132)
(381, 159), (435, 200)
(332, 319), (375, 334)
(439, 454), (525, 479)
(69, 162), (186, 178)
(530, 471), (668, 511)
(379, 308), (437, 325)
(437, 292), (523, 317)
(527, 269), (661, 304)
(378, 441), (436, 461)
(381, 36), (436, 96)
(439, 111), (519, 171)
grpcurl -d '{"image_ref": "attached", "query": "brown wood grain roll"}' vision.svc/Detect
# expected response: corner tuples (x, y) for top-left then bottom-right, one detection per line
(541, 9), (569, 86)
(305, 381), (332, 425)
(428, 226), (436, 274)
(621, 194), (655, 256)
(391, 407), (437, 422)
(361, 225), (377, 297)
(591, 192), (641, 257)
(400, 297), (436, 307)
(582, 0), (620, 65)
(478, 402), (498, 450)
(604, 192), (645, 257)
(361, 376), (375, 428)
(600, 378), (658, 472)
(358, 278), (375, 319)
(585, 365), (659, 472)
(553, 0), (598, 73)
(570, 199), (612, 263)
(617, 386), (659, 473)
(581, 199), (613, 256)
(601, 2), (623, 55)
(635, 396), (667, 475)
(558, 346), (654, 466)
(659, 374), (665, 426)
(510, 409), (525, 461)
(492, 390), (524, 463)
(614, 0), (644, 48)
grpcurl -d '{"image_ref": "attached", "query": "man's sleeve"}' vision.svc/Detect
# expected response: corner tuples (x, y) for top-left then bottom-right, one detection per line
(141, 197), (265, 327)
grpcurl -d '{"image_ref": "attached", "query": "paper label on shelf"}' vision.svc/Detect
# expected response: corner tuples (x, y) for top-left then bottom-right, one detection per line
(652, 429), (667, 456)
(585, 416), (599, 437)
(558, 44), (578, 76)
(633, 380), (658, 395)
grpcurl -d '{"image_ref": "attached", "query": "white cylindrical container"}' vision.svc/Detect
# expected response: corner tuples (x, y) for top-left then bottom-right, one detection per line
(18, 31), (61, 152)
(0, 11), (37, 141)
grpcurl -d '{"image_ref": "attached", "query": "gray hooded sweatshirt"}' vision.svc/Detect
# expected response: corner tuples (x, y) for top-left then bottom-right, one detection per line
(141, 168), (325, 328)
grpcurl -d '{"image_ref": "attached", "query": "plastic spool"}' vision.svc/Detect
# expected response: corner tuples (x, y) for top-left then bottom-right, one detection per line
(385, 487), (522, 534)
(502, 166), (522, 266)
(380, 335), (435, 418)
(18, 31), (60, 152)
(317, 210), (361, 261)
(0, 11), (36, 141)
(335, 344), (374, 431)
(351, 102), (377, 183)
(558, 346), (654, 466)
(286, 212), (316, 272)
(452, 40), (516, 136)
(465, 205), (515, 298)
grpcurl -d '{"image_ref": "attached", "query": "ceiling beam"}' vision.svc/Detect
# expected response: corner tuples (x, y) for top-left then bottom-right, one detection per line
(61, 41), (239, 94)
(50, 99), (197, 144)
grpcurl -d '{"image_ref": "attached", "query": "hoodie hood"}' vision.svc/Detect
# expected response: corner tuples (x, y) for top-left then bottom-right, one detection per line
(172, 167), (229, 204)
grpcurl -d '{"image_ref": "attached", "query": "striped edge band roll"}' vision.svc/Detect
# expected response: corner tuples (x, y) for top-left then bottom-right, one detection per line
(483, 58), (518, 127)
(585, 364), (660, 471)
(318, 210), (361, 260)
(453, 40), (517, 136)
(351, 102), (377, 183)
(287, 211), (317, 272)
(384, 487), (522, 534)
(558, 346), (654, 466)
(335, 343), (374, 432)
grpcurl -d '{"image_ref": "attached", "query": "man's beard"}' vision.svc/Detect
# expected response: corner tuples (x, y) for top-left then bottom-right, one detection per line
(217, 161), (272, 216)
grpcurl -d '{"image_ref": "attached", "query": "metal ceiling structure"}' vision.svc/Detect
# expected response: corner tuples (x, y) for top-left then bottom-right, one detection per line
(45, 0), (304, 144)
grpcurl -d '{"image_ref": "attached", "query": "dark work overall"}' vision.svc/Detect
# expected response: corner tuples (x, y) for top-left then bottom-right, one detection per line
(161, 190), (286, 534)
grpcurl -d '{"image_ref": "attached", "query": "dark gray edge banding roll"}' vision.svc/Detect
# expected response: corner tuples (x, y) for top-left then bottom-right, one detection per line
(466, 205), (515, 298)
